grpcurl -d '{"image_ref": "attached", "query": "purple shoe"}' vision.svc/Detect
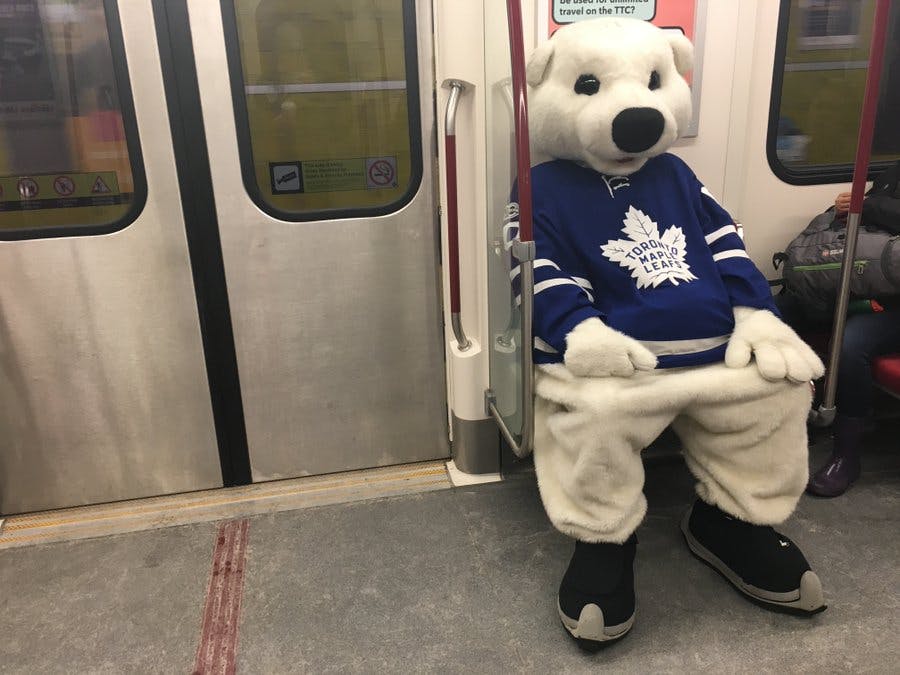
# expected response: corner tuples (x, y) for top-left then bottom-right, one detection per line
(807, 455), (860, 497)
(806, 415), (864, 498)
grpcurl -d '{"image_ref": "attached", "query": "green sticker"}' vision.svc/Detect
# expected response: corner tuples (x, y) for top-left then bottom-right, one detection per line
(301, 158), (366, 193)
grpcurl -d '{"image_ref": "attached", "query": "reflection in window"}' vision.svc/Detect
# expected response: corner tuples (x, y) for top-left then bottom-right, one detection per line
(799, 0), (860, 48)
(769, 0), (900, 183)
(0, 0), (141, 235)
(225, 0), (420, 219)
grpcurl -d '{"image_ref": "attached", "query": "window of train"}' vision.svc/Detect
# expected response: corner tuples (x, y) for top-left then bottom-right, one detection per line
(0, 0), (145, 238)
(222, 0), (422, 220)
(768, 0), (900, 184)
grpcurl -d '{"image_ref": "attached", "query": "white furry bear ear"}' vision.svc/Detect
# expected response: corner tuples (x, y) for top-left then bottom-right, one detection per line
(526, 40), (555, 87)
(666, 31), (694, 76)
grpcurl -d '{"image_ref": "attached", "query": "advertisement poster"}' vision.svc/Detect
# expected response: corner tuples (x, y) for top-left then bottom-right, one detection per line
(540, 0), (704, 135)
(0, 0), (56, 116)
(547, 0), (697, 43)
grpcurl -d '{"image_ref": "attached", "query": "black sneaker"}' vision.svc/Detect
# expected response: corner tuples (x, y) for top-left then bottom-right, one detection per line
(557, 536), (636, 650)
(681, 499), (826, 615)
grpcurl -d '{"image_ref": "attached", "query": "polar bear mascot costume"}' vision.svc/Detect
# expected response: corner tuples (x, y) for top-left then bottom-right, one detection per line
(519, 17), (826, 648)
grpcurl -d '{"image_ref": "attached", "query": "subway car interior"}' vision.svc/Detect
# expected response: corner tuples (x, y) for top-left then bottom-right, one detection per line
(0, 0), (898, 671)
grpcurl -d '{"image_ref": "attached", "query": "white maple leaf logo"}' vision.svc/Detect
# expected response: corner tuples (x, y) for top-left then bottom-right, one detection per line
(601, 206), (697, 289)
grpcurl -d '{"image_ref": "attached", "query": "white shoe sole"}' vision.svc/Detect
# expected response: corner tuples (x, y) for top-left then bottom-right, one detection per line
(558, 600), (634, 646)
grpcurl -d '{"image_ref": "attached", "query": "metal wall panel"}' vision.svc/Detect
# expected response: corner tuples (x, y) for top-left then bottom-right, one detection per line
(0, 1), (222, 514)
(191, 0), (448, 480)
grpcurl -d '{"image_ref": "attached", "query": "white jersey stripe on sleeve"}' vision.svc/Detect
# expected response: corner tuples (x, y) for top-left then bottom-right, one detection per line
(515, 277), (594, 306)
(571, 276), (594, 291)
(534, 337), (559, 354)
(509, 258), (561, 281)
(712, 249), (750, 262)
(535, 278), (594, 302)
(700, 185), (719, 202)
(704, 225), (737, 246)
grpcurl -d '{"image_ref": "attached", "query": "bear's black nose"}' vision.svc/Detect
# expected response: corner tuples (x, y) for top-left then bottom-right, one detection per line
(611, 107), (665, 153)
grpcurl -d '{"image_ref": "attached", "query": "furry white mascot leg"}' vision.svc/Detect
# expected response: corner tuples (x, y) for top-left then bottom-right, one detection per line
(534, 361), (813, 540)
(534, 367), (675, 544)
(673, 366), (812, 525)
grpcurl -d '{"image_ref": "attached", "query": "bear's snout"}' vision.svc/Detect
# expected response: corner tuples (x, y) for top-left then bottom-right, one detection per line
(611, 107), (665, 153)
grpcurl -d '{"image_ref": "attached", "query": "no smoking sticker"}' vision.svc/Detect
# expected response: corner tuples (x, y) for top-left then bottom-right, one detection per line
(366, 157), (397, 189)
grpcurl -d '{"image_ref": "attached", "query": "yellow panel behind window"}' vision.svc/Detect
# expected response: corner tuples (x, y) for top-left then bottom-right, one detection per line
(230, 0), (416, 216)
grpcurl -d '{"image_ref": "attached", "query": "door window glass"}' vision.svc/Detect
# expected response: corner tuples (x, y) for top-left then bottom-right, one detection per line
(768, 0), (900, 184)
(223, 0), (422, 220)
(0, 0), (144, 238)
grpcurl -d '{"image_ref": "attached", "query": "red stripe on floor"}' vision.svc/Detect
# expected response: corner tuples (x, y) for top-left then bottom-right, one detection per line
(193, 519), (250, 675)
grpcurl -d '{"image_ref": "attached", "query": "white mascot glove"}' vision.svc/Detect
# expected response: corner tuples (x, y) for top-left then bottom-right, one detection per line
(564, 317), (658, 377)
(725, 307), (825, 383)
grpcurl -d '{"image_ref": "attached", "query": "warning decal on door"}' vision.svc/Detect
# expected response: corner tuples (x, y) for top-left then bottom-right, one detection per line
(302, 159), (365, 193)
(91, 176), (112, 194)
(0, 171), (123, 211)
(268, 157), (399, 195)
(365, 157), (398, 189)
(53, 175), (76, 196)
(270, 162), (303, 194)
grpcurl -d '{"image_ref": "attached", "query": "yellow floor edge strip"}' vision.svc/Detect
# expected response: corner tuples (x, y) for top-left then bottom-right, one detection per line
(4, 465), (449, 532)
(0, 460), (452, 550)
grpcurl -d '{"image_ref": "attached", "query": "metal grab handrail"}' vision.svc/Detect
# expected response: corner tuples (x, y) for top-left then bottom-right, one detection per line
(485, 0), (535, 457)
(811, 0), (891, 427)
(443, 79), (471, 352)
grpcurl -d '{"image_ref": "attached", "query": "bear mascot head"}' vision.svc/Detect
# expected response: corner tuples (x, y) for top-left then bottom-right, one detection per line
(520, 17), (828, 650)
(527, 18), (693, 175)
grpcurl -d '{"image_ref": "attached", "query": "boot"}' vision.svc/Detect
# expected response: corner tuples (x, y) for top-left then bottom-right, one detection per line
(557, 535), (636, 650)
(806, 415), (864, 498)
(681, 499), (825, 615)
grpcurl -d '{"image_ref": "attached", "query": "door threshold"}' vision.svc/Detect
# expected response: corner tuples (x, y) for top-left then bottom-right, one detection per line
(0, 461), (451, 550)
(445, 460), (503, 486)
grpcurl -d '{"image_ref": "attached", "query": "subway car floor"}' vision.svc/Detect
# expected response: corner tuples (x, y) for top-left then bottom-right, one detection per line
(1, 428), (898, 673)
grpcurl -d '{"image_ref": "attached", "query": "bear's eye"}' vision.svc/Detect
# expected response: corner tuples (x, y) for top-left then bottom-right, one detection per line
(649, 70), (661, 90)
(574, 74), (600, 95)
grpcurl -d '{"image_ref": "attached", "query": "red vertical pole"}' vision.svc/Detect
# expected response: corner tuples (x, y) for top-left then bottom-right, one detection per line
(818, 0), (892, 421)
(445, 132), (462, 315)
(443, 81), (470, 350)
(506, 0), (533, 243)
(847, 0), (891, 216)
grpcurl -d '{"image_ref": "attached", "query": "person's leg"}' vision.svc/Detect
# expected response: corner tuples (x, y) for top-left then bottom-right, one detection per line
(834, 309), (900, 416)
(533, 366), (682, 647)
(773, 291), (830, 335)
(672, 364), (824, 614)
(809, 309), (900, 496)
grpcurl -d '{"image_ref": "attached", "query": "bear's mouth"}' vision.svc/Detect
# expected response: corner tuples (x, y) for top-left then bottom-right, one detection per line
(615, 157), (638, 166)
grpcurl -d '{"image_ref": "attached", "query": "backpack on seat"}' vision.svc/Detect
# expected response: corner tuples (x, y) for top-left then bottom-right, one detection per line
(862, 160), (900, 234)
(774, 215), (900, 317)
(774, 161), (900, 317)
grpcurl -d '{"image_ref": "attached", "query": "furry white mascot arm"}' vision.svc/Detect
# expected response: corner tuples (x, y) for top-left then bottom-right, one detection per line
(725, 307), (825, 383)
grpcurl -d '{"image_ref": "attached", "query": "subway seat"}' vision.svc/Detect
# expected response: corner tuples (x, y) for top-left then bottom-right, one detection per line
(873, 354), (900, 397)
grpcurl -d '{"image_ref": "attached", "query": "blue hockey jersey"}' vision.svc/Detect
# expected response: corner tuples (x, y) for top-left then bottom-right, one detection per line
(510, 154), (778, 368)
